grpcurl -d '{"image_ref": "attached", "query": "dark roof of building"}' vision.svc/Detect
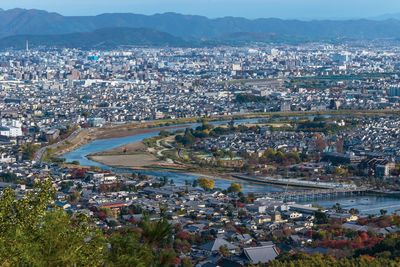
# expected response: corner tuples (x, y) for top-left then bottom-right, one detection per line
(243, 245), (279, 264)
(200, 238), (238, 252)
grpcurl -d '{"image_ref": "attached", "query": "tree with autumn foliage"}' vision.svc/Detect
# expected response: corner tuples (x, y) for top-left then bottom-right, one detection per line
(227, 182), (242, 193)
(269, 253), (400, 267)
(197, 177), (215, 191)
(314, 133), (327, 153)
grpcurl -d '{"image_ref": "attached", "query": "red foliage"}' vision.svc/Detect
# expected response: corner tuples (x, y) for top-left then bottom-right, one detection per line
(70, 168), (89, 179)
(236, 202), (246, 208)
(176, 231), (192, 240)
(126, 218), (137, 224)
(357, 218), (369, 225)
(376, 218), (392, 228)
(174, 223), (182, 232)
(305, 230), (315, 238)
(235, 226), (247, 235)
(172, 257), (181, 265)
(319, 232), (382, 250)
(97, 211), (107, 220)
(359, 232), (369, 242)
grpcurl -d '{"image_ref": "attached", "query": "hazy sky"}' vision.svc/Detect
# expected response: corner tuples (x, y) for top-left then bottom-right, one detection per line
(1, 0), (400, 19)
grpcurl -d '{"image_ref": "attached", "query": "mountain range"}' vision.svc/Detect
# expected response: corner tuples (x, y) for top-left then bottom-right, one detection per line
(0, 28), (187, 49)
(2, 8), (400, 48)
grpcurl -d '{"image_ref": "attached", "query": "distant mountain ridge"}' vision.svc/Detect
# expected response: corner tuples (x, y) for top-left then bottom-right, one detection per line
(371, 13), (400, 20)
(0, 27), (187, 49)
(1, 8), (400, 48)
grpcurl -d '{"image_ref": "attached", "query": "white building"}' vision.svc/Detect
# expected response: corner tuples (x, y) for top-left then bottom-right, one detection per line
(0, 120), (23, 138)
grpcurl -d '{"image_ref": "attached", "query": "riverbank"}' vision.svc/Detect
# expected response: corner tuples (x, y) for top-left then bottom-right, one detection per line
(54, 109), (400, 159)
(54, 124), (191, 158)
(87, 140), (184, 170)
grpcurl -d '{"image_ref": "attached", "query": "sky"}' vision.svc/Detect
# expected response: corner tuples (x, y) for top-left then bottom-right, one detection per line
(1, 0), (400, 19)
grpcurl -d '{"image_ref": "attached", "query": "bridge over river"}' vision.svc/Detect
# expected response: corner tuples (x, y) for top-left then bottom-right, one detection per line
(266, 187), (371, 202)
(232, 174), (358, 190)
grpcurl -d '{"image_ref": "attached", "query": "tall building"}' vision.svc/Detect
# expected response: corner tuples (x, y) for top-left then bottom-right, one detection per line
(388, 86), (400, 97)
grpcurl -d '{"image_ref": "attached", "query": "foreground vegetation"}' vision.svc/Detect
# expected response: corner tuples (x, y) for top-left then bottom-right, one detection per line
(2, 181), (400, 266)
(0, 180), (179, 267)
(269, 253), (399, 267)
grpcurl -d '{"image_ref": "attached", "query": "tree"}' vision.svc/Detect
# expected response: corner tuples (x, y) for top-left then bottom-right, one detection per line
(197, 177), (215, 191)
(181, 257), (193, 267)
(139, 216), (173, 248)
(0, 172), (19, 183)
(219, 245), (230, 257)
(349, 208), (359, 215)
(332, 203), (343, 213)
(0, 180), (106, 266)
(334, 166), (347, 176)
(314, 211), (328, 224)
(227, 183), (242, 193)
(269, 253), (400, 267)
(107, 232), (154, 267)
(21, 143), (40, 160)
(314, 134), (327, 153)
(159, 130), (171, 137)
(175, 128), (195, 147)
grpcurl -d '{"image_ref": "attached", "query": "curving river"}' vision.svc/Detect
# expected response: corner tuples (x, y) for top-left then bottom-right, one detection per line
(63, 118), (290, 193)
(63, 118), (400, 215)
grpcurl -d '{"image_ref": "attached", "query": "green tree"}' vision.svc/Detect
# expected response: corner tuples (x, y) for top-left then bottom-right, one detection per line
(0, 180), (106, 266)
(0, 172), (19, 183)
(228, 183), (242, 193)
(21, 143), (40, 160)
(219, 245), (230, 257)
(181, 257), (193, 267)
(107, 232), (154, 267)
(140, 216), (173, 248)
(314, 211), (328, 224)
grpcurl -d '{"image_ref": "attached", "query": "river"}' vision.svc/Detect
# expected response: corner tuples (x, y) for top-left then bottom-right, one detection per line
(63, 118), (291, 193)
(63, 118), (400, 215)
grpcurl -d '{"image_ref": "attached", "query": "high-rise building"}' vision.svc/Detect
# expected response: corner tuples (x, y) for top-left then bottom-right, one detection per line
(388, 86), (400, 97)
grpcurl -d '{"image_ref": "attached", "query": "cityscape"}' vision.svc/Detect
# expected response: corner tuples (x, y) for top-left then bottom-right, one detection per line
(1, 3), (400, 267)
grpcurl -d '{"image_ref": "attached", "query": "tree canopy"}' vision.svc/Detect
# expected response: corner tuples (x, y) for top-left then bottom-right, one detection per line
(0, 180), (105, 266)
(197, 177), (215, 191)
(0, 181), (179, 267)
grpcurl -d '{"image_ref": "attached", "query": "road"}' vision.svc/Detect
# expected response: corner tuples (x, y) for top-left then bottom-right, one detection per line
(34, 129), (82, 163)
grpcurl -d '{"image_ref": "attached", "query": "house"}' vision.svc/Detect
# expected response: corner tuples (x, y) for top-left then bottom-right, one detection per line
(233, 233), (253, 244)
(243, 244), (279, 264)
(44, 129), (60, 142)
(255, 214), (271, 224)
(200, 238), (238, 254)
(285, 211), (303, 219)
(328, 212), (358, 222)
(55, 200), (71, 210)
(342, 222), (368, 232)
